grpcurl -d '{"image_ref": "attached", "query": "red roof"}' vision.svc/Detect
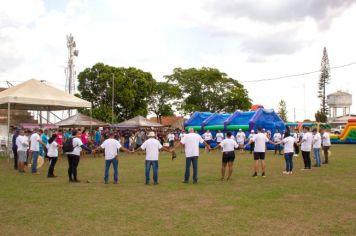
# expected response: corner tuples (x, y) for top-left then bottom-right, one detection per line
(148, 116), (184, 126)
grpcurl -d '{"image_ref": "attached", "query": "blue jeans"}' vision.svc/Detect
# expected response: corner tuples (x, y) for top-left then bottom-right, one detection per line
(31, 151), (39, 173)
(104, 158), (119, 182)
(184, 156), (198, 182)
(284, 152), (293, 172)
(314, 148), (321, 167)
(145, 160), (158, 184)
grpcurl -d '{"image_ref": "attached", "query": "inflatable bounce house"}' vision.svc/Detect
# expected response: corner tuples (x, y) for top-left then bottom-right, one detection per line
(330, 119), (356, 144)
(184, 109), (286, 149)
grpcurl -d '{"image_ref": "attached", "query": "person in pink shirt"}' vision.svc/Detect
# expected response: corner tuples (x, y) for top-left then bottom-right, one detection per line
(56, 129), (64, 159)
(81, 129), (89, 158)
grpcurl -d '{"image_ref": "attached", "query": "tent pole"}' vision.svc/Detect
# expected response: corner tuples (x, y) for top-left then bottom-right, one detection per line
(90, 104), (93, 134)
(7, 103), (11, 161)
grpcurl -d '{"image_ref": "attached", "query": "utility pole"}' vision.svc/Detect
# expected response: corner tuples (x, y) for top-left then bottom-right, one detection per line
(65, 34), (79, 117)
(112, 73), (115, 124)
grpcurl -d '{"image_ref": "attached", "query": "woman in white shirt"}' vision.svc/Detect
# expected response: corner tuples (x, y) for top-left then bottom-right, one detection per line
(47, 134), (61, 178)
(276, 130), (295, 174)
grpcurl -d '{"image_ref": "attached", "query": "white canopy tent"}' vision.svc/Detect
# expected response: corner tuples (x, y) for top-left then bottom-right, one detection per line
(111, 115), (163, 129)
(0, 79), (91, 149)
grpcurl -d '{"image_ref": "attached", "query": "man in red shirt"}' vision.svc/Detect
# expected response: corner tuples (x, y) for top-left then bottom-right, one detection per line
(56, 129), (64, 159)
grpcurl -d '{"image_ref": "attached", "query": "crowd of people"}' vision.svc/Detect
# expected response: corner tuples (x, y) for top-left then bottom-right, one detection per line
(9, 125), (331, 185)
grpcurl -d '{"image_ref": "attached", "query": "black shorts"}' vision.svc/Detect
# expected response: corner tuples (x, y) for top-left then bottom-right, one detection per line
(222, 151), (235, 163)
(169, 140), (174, 147)
(254, 152), (265, 160)
(205, 140), (212, 145)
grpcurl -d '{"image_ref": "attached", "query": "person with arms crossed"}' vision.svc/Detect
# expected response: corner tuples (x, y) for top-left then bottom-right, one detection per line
(298, 126), (313, 170)
(177, 128), (211, 184)
(320, 128), (331, 164)
(245, 128), (275, 178)
(136, 132), (173, 185)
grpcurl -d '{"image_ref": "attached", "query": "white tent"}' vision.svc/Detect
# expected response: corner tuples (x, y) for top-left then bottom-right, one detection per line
(56, 113), (108, 128)
(0, 79), (92, 148)
(111, 116), (163, 128)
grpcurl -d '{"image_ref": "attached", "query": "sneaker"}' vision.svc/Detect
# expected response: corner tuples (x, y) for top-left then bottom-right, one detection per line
(293, 154), (298, 157)
(252, 173), (258, 178)
(262, 173), (266, 178)
(282, 171), (288, 174)
(182, 181), (189, 184)
(289, 171), (293, 174)
(154, 182), (159, 185)
(145, 182), (150, 185)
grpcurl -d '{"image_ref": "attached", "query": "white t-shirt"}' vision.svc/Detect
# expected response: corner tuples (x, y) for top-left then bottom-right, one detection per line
(101, 138), (122, 160)
(216, 132), (224, 142)
(248, 133), (255, 141)
(30, 133), (41, 151)
(16, 135), (29, 151)
(236, 132), (245, 144)
(179, 133), (185, 140)
(322, 132), (331, 146)
(252, 133), (269, 152)
(67, 137), (83, 156)
(301, 132), (313, 152)
(140, 138), (163, 161)
(47, 141), (58, 157)
(202, 132), (213, 141)
(181, 133), (204, 158)
(273, 133), (282, 142)
(167, 134), (175, 142)
(219, 138), (238, 152)
(313, 133), (322, 149)
(293, 133), (299, 143)
(282, 136), (295, 153)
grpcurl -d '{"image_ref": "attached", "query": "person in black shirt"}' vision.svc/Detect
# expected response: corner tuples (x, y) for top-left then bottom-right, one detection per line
(12, 129), (19, 170)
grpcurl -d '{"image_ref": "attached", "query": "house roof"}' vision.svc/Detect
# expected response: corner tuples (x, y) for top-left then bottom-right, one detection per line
(149, 116), (184, 126)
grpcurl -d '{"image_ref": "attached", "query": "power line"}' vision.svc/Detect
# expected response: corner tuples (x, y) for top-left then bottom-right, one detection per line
(240, 61), (356, 83)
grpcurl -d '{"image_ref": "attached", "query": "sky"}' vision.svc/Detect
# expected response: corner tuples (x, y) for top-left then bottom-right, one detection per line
(1, 0), (356, 121)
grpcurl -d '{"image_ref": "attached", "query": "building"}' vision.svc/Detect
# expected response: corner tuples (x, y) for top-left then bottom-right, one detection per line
(149, 116), (185, 129)
(327, 90), (353, 127)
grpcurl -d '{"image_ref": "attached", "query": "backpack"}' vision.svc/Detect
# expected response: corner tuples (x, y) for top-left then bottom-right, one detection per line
(62, 137), (75, 153)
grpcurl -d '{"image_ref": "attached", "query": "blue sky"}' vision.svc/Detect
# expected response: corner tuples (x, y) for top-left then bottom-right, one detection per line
(1, 0), (356, 121)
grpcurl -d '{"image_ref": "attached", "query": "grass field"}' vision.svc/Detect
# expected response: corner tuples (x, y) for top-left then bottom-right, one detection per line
(1, 145), (356, 236)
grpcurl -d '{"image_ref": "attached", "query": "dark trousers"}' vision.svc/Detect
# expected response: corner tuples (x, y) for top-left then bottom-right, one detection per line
(284, 152), (293, 171)
(250, 143), (254, 154)
(301, 151), (311, 169)
(323, 146), (330, 163)
(145, 160), (158, 184)
(48, 157), (58, 177)
(67, 154), (80, 181)
(294, 143), (300, 155)
(184, 157), (198, 182)
(274, 144), (282, 154)
(13, 148), (18, 170)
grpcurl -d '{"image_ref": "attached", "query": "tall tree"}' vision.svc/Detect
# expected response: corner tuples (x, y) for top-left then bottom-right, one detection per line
(148, 82), (181, 123)
(316, 47), (331, 122)
(165, 67), (252, 114)
(77, 63), (155, 122)
(277, 100), (288, 122)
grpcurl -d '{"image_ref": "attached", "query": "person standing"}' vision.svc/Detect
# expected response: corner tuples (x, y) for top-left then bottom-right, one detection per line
(276, 130), (295, 174)
(137, 132), (172, 185)
(65, 130), (92, 183)
(215, 132), (238, 181)
(98, 132), (131, 184)
(95, 128), (101, 146)
(16, 129), (29, 173)
(46, 134), (61, 178)
(245, 128), (275, 177)
(167, 132), (175, 148)
(321, 128), (331, 164)
(40, 129), (49, 158)
(215, 130), (224, 145)
(236, 129), (246, 153)
(12, 129), (19, 170)
(247, 130), (255, 154)
(298, 127), (313, 170)
(202, 130), (213, 152)
(312, 128), (322, 167)
(273, 129), (282, 155)
(178, 128), (210, 184)
(29, 129), (47, 174)
(56, 129), (64, 160)
(293, 129), (301, 157)
(135, 130), (144, 149)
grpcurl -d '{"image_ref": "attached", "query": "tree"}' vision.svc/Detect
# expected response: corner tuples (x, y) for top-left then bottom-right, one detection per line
(277, 100), (288, 122)
(77, 63), (155, 122)
(317, 47), (331, 120)
(148, 82), (181, 123)
(165, 67), (252, 114)
(315, 109), (328, 122)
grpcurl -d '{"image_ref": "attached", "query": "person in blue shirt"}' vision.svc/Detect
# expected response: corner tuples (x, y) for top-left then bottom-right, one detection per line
(40, 129), (49, 158)
(95, 128), (102, 146)
(64, 128), (72, 141)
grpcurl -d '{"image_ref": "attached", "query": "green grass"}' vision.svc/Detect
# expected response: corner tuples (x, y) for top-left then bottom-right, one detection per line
(1, 145), (356, 236)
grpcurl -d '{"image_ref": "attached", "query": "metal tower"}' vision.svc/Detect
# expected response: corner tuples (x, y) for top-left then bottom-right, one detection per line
(65, 34), (79, 95)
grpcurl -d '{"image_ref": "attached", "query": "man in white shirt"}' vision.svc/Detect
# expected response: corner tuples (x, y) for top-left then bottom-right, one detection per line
(247, 130), (255, 154)
(16, 129), (29, 173)
(137, 132), (172, 185)
(65, 130), (92, 183)
(245, 128), (275, 177)
(215, 130), (224, 144)
(236, 129), (246, 153)
(215, 132), (238, 181)
(298, 127), (313, 170)
(167, 132), (175, 148)
(273, 129), (282, 155)
(98, 132), (132, 184)
(320, 128), (331, 164)
(178, 128), (210, 184)
(312, 128), (322, 167)
(202, 130), (213, 152)
(29, 129), (47, 174)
